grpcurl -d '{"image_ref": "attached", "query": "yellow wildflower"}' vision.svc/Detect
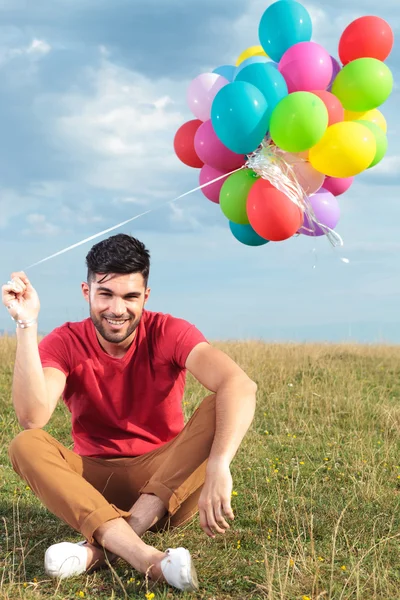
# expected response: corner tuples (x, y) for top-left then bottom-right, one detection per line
(302, 596), (311, 600)
(232, 491), (238, 496)
(77, 592), (85, 599)
(341, 565), (347, 571)
(317, 556), (324, 562)
(289, 559), (295, 567)
(300, 461), (305, 465)
(145, 593), (155, 600)
(33, 578), (38, 584)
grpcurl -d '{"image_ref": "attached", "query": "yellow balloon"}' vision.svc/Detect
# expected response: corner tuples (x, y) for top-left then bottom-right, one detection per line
(344, 109), (387, 134)
(236, 45), (267, 66)
(309, 122), (376, 178)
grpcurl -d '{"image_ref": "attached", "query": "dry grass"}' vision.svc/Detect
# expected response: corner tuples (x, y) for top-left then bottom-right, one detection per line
(1, 336), (400, 599)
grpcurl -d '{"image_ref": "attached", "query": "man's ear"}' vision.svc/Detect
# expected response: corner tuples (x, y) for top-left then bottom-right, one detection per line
(82, 282), (90, 303)
(144, 287), (151, 304)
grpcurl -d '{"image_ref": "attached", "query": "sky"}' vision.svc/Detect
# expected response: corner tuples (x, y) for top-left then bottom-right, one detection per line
(0, 0), (399, 343)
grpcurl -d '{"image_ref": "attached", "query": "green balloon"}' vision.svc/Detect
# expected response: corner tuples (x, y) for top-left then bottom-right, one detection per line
(269, 92), (328, 153)
(332, 58), (393, 112)
(219, 169), (259, 224)
(358, 120), (388, 168)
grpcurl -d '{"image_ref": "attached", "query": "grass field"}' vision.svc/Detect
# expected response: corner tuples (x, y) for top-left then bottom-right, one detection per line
(1, 336), (400, 600)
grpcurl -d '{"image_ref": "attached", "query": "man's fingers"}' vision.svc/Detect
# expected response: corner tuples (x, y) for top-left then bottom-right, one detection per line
(222, 500), (235, 521)
(205, 505), (226, 535)
(199, 507), (215, 538)
(214, 503), (230, 531)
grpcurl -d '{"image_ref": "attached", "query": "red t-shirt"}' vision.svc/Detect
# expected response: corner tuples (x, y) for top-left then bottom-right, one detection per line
(38, 310), (207, 458)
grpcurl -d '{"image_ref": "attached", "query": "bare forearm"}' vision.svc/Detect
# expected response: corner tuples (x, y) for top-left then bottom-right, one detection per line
(209, 375), (257, 465)
(13, 325), (49, 428)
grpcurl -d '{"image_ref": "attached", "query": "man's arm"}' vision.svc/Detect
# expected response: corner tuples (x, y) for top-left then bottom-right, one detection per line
(2, 272), (66, 429)
(185, 342), (257, 538)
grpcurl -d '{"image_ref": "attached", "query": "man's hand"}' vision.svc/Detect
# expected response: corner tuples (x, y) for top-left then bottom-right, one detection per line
(1, 272), (40, 322)
(198, 459), (235, 538)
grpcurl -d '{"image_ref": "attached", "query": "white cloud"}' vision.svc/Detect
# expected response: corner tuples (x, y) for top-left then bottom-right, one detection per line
(370, 155), (400, 174)
(26, 38), (51, 56)
(0, 188), (42, 228)
(23, 213), (60, 236)
(50, 57), (186, 194)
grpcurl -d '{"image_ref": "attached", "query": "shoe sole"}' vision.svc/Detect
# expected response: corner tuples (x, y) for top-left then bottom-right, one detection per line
(186, 550), (199, 592)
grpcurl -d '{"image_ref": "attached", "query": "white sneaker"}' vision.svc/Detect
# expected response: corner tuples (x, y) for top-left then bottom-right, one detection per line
(44, 541), (87, 579)
(160, 548), (199, 592)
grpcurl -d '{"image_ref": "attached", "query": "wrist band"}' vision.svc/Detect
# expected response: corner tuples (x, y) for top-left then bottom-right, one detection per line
(11, 316), (38, 329)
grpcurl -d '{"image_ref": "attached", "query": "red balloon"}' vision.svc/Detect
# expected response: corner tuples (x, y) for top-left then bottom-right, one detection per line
(339, 16), (394, 65)
(173, 120), (204, 168)
(246, 180), (304, 242)
(311, 90), (344, 126)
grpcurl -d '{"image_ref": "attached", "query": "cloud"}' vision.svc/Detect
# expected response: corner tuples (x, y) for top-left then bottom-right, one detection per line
(48, 56), (185, 194)
(0, 37), (51, 66)
(23, 213), (60, 236)
(26, 38), (51, 55)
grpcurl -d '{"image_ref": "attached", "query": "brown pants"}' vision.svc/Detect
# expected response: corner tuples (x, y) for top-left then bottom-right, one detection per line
(9, 394), (216, 544)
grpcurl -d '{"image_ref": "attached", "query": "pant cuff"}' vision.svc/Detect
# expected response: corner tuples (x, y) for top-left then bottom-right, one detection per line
(140, 481), (182, 515)
(81, 504), (131, 544)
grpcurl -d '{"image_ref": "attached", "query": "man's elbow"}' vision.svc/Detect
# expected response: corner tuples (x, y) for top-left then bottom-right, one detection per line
(18, 415), (49, 430)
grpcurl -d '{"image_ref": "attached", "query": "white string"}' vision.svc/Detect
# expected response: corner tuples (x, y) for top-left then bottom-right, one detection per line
(24, 167), (243, 270)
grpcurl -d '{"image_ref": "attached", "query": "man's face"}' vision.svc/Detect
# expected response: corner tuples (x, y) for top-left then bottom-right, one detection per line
(82, 272), (150, 344)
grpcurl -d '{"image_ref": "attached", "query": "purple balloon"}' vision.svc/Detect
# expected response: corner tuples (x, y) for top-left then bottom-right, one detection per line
(194, 119), (245, 171)
(187, 73), (229, 122)
(299, 187), (340, 237)
(199, 165), (229, 203)
(327, 56), (341, 91)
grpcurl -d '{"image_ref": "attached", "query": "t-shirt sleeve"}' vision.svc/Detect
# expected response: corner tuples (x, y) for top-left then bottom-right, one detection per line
(158, 315), (208, 369)
(38, 328), (70, 376)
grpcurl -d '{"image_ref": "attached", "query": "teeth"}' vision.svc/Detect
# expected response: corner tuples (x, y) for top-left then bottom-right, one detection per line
(107, 319), (126, 325)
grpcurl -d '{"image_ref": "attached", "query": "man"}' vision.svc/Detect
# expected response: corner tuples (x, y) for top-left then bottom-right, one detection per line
(2, 234), (257, 593)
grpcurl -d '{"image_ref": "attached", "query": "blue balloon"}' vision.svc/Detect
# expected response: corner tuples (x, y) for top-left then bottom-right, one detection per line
(229, 222), (269, 247)
(258, 0), (312, 63)
(211, 81), (269, 155)
(235, 55), (269, 77)
(235, 63), (288, 126)
(213, 64), (236, 82)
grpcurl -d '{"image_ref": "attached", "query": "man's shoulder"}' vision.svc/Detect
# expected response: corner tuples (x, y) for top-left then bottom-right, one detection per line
(142, 310), (192, 330)
(41, 319), (90, 341)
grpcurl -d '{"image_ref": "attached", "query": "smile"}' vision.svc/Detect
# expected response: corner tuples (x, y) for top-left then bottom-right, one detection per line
(105, 319), (129, 327)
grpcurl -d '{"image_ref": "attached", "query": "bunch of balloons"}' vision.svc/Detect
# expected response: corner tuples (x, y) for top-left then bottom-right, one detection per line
(173, 0), (394, 247)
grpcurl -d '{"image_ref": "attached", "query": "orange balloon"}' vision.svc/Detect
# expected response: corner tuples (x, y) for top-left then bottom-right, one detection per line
(247, 180), (304, 242)
(311, 90), (344, 126)
(283, 151), (325, 195)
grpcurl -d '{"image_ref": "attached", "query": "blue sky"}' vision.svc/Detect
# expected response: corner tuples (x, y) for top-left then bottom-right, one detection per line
(0, 0), (399, 343)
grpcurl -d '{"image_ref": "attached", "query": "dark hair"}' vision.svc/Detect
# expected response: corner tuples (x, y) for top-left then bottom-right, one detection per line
(86, 234), (150, 286)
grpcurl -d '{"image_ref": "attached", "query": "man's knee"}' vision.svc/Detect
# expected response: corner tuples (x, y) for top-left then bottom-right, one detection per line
(8, 428), (49, 469)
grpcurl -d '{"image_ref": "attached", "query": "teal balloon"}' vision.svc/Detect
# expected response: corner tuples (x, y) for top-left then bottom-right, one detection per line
(229, 222), (269, 247)
(211, 81), (269, 154)
(213, 65), (236, 82)
(235, 55), (270, 76)
(258, 0), (312, 62)
(235, 63), (288, 126)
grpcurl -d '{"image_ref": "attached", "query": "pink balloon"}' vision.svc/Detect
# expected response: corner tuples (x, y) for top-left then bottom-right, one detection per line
(187, 73), (229, 122)
(283, 152), (325, 195)
(199, 165), (229, 203)
(278, 42), (333, 93)
(323, 176), (354, 196)
(194, 120), (246, 172)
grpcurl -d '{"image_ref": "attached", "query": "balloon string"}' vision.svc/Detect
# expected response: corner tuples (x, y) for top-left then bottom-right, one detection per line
(24, 166), (244, 270)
